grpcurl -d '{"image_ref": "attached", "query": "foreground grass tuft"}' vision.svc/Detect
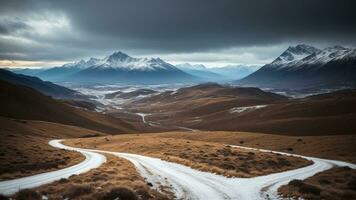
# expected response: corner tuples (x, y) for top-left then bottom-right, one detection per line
(15, 189), (41, 200)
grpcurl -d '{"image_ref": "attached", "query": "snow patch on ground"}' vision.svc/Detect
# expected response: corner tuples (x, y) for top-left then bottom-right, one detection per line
(136, 113), (152, 124)
(229, 105), (267, 114)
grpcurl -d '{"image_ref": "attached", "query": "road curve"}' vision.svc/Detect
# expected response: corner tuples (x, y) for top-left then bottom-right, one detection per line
(84, 146), (356, 200)
(0, 140), (106, 196)
(230, 145), (356, 199)
(1, 140), (355, 199)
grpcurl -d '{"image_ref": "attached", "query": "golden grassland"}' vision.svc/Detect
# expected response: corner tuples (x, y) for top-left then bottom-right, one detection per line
(65, 132), (312, 178)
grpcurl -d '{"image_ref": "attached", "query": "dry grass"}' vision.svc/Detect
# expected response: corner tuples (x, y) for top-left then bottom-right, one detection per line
(0, 117), (107, 180)
(155, 131), (356, 163)
(279, 167), (356, 200)
(0, 135), (84, 180)
(19, 154), (171, 200)
(65, 134), (311, 178)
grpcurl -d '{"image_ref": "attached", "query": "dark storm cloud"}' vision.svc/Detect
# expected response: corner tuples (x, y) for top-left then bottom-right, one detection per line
(1, 0), (356, 63)
(0, 20), (29, 35)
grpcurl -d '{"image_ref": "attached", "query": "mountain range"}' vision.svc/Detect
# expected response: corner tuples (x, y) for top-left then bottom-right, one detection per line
(34, 52), (198, 84)
(239, 44), (356, 89)
(10, 53), (260, 84)
(175, 63), (260, 81)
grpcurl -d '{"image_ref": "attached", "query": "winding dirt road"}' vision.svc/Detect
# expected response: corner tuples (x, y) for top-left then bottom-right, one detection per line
(0, 140), (355, 199)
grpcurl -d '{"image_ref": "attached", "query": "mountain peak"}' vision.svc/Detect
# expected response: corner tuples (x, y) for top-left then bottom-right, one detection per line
(324, 45), (348, 51)
(176, 63), (206, 70)
(272, 44), (320, 66)
(107, 51), (131, 62)
(286, 44), (320, 55)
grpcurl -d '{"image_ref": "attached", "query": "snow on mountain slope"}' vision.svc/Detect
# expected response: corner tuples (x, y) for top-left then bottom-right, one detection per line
(176, 63), (225, 80)
(269, 44), (356, 70)
(268, 44), (321, 68)
(239, 44), (356, 89)
(176, 63), (261, 80)
(38, 51), (198, 84)
(95, 51), (179, 71)
(299, 45), (356, 66)
(209, 65), (261, 80)
(176, 63), (207, 70)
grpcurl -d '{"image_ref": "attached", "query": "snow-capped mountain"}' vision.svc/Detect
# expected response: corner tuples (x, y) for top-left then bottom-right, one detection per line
(268, 44), (321, 67)
(176, 63), (207, 70)
(91, 51), (179, 71)
(239, 44), (356, 89)
(175, 63), (260, 81)
(36, 59), (102, 81)
(209, 65), (261, 80)
(175, 63), (224, 80)
(39, 51), (198, 84)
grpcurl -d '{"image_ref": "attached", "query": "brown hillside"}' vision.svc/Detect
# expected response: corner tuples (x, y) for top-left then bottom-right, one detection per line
(0, 80), (136, 134)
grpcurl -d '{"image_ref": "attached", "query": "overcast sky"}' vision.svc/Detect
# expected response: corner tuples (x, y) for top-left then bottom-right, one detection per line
(1, 0), (356, 68)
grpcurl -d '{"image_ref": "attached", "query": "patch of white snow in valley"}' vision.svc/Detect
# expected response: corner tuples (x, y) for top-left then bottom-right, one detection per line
(229, 105), (267, 114)
(0, 140), (106, 196)
(136, 113), (152, 124)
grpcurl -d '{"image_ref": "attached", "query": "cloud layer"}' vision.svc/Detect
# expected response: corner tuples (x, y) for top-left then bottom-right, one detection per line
(1, 0), (356, 66)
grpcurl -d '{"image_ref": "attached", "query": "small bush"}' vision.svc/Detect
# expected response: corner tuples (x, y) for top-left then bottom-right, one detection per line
(287, 147), (293, 151)
(99, 187), (138, 200)
(65, 184), (93, 198)
(299, 184), (321, 195)
(91, 174), (108, 181)
(288, 179), (304, 187)
(318, 179), (331, 185)
(347, 179), (356, 190)
(58, 178), (69, 184)
(136, 189), (151, 200)
(16, 189), (41, 200)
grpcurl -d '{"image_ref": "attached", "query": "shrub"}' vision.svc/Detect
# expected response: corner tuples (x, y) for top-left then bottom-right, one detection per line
(15, 189), (41, 200)
(65, 184), (93, 198)
(91, 174), (108, 181)
(288, 179), (304, 187)
(99, 187), (138, 200)
(299, 184), (321, 195)
(58, 178), (69, 184)
(347, 179), (356, 190)
(318, 179), (331, 185)
(136, 188), (152, 200)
